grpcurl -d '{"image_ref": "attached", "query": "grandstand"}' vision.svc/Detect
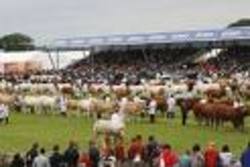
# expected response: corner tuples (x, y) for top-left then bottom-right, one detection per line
(51, 27), (250, 84)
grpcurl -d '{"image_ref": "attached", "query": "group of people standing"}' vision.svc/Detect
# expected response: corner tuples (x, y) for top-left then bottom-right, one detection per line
(6, 136), (250, 167)
(147, 94), (177, 124)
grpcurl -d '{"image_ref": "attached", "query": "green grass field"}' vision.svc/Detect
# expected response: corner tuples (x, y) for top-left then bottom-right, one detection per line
(0, 112), (249, 156)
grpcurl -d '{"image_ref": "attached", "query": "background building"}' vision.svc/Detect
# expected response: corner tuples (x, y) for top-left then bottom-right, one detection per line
(0, 51), (87, 75)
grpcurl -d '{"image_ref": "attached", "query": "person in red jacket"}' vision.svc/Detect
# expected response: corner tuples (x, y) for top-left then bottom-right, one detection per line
(115, 137), (125, 167)
(128, 135), (145, 167)
(204, 142), (219, 167)
(128, 138), (137, 160)
(78, 151), (92, 167)
(160, 144), (179, 167)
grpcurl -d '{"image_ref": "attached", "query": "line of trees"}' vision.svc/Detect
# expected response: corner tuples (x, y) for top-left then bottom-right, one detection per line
(228, 18), (250, 28)
(0, 33), (35, 51)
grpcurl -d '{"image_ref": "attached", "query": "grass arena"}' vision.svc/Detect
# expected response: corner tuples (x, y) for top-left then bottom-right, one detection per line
(0, 109), (249, 156)
(0, 79), (250, 157)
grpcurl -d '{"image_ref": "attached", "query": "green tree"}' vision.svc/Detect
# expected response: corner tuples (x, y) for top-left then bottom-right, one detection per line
(0, 33), (35, 51)
(228, 18), (250, 27)
(0, 38), (2, 49)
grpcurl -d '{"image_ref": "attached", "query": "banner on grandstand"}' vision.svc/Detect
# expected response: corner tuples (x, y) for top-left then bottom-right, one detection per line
(54, 27), (250, 48)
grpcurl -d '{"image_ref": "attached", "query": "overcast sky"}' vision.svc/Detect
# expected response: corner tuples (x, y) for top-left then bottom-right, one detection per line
(0, 0), (249, 45)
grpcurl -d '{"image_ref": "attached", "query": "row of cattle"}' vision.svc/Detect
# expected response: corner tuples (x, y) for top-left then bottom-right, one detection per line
(0, 93), (146, 117)
(0, 79), (234, 115)
(0, 91), (249, 130)
(0, 76), (250, 130)
(0, 79), (236, 98)
(178, 98), (250, 130)
(0, 90), (249, 130)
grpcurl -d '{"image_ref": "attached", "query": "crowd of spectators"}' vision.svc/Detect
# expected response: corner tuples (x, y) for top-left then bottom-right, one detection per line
(206, 46), (250, 74)
(62, 46), (250, 84)
(2, 135), (250, 167)
(64, 48), (199, 84)
(2, 46), (250, 85)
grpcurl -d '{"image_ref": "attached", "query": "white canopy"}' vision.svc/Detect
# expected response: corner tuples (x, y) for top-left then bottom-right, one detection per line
(0, 51), (87, 70)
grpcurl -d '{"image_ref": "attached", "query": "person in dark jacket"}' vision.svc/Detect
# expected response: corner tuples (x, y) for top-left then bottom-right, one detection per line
(241, 142), (250, 167)
(26, 143), (39, 167)
(10, 153), (25, 167)
(50, 145), (64, 167)
(145, 135), (159, 167)
(88, 140), (100, 167)
(64, 141), (79, 167)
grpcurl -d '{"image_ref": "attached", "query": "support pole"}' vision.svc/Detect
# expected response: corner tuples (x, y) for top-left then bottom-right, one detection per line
(91, 47), (95, 81)
(82, 50), (86, 59)
(142, 48), (149, 65)
(46, 49), (56, 71)
(56, 50), (60, 70)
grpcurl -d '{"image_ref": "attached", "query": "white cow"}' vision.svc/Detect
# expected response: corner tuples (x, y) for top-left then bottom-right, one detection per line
(20, 95), (59, 114)
(129, 85), (145, 96)
(167, 83), (189, 95)
(193, 82), (221, 94)
(93, 110), (125, 139)
(15, 83), (57, 94)
(78, 98), (97, 117)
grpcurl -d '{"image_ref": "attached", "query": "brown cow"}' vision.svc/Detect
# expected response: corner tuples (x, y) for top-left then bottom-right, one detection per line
(0, 93), (16, 105)
(112, 85), (130, 98)
(88, 84), (105, 96)
(151, 95), (167, 114)
(205, 88), (226, 99)
(60, 86), (74, 95)
(67, 99), (79, 111)
(192, 101), (249, 130)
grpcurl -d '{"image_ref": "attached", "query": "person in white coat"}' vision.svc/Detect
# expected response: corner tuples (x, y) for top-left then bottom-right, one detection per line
(148, 99), (157, 123)
(219, 145), (233, 167)
(58, 95), (67, 116)
(32, 148), (50, 167)
(166, 95), (176, 119)
(0, 104), (9, 124)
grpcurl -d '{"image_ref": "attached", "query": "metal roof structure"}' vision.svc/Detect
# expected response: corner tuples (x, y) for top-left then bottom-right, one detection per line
(51, 27), (250, 50)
